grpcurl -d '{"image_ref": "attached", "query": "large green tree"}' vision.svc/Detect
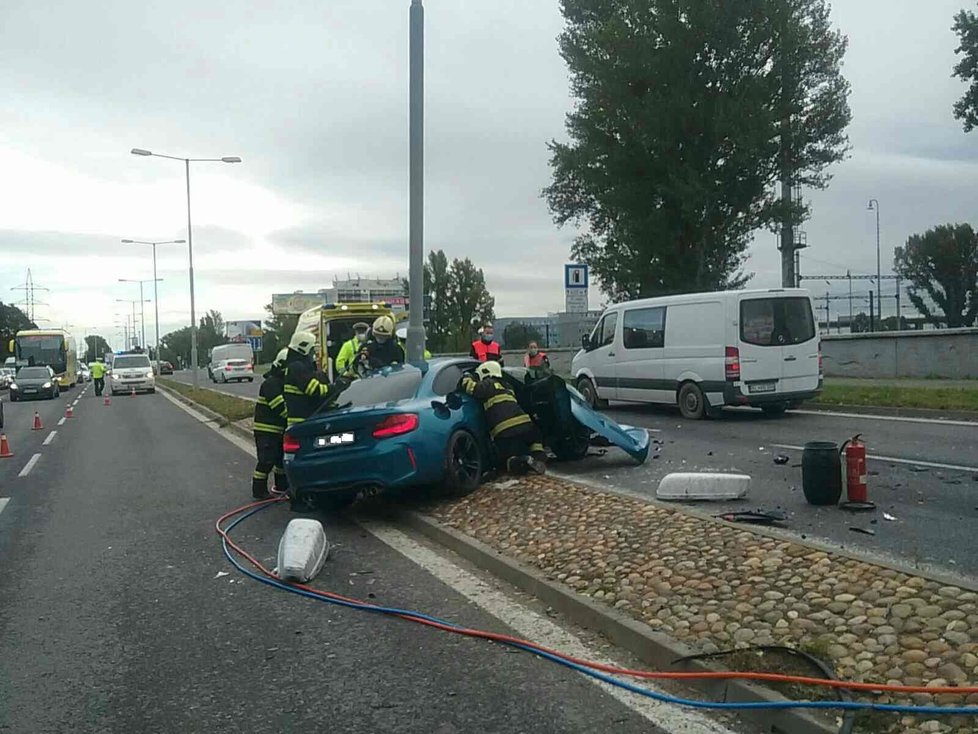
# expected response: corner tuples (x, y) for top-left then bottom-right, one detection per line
(261, 303), (299, 363)
(197, 310), (228, 363)
(160, 326), (192, 366)
(418, 250), (496, 352)
(502, 322), (543, 350)
(953, 4), (978, 131)
(894, 223), (978, 328)
(545, 0), (851, 299)
(0, 302), (35, 359)
(83, 335), (112, 362)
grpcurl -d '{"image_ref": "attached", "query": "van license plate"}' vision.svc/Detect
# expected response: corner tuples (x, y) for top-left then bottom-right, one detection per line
(748, 382), (776, 394)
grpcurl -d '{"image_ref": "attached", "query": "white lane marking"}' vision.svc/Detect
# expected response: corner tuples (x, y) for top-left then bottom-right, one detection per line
(161, 389), (732, 733)
(43, 431), (57, 446)
(57, 417), (66, 426)
(364, 523), (738, 734)
(18, 453), (41, 477)
(791, 408), (978, 427)
(771, 443), (978, 473)
(0, 498), (8, 517)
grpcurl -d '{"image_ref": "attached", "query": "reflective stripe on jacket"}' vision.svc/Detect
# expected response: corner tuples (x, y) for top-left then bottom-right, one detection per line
(284, 359), (332, 426)
(461, 374), (533, 440)
(253, 369), (287, 435)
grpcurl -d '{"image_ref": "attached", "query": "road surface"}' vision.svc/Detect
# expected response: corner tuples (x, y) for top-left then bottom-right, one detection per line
(171, 368), (978, 580)
(0, 383), (744, 734)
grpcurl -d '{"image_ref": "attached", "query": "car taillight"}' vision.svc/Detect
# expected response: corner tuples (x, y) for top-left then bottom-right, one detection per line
(725, 346), (741, 381)
(283, 434), (301, 453)
(372, 414), (420, 439)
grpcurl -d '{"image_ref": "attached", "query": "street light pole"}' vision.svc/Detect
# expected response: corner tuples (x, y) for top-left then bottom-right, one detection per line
(406, 0), (426, 362)
(131, 148), (241, 387)
(868, 199), (881, 330)
(121, 240), (184, 372)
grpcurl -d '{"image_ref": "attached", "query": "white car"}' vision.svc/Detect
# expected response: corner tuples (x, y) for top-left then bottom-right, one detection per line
(208, 343), (256, 383)
(572, 288), (821, 419)
(0, 367), (15, 390)
(109, 353), (156, 395)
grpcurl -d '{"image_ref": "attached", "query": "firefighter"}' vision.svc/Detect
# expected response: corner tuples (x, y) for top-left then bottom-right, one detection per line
(336, 322), (370, 375)
(360, 315), (405, 372)
(251, 348), (290, 499)
(461, 360), (546, 475)
(523, 341), (550, 370)
(470, 324), (503, 364)
(283, 331), (348, 427)
(395, 325), (432, 360)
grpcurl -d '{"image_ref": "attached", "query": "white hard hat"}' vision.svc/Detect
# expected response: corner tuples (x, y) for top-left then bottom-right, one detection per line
(476, 361), (502, 380)
(395, 325), (408, 341)
(372, 315), (395, 337)
(289, 330), (317, 356)
(273, 348), (290, 368)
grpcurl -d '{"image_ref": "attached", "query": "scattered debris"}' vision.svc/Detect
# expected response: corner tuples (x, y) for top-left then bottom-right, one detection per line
(943, 478), (963, 485)
(717, 509), (787, 526)
(490, 479), (520, 490)
(773, 454), (790, 465)
(214, 571), (230, 579)
(840, 501), (877, 512)
(882, 512), (897, 521)
(868, 470), (880, 476)
(657, 472), (750, 501)
(706, 451), (713, 456)
(909, 466), (928, 473)
(849, 527), (876, 536)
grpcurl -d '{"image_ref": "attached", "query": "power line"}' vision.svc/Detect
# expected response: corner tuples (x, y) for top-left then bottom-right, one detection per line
(10, 268), (49, 323)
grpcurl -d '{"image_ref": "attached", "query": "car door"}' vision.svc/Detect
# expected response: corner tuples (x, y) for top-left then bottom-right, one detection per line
(736, 296), (784, 395)
(616, 306), (666, 403)
(587, 312), (619, 401)
(778, 296), (819, 393)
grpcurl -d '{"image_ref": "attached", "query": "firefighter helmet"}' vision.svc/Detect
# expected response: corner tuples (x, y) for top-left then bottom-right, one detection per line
(372, 315), (395, 338)
(273, 348), (289, 368)
(288, 331), (317, 356)
(476, 360), (502, 380)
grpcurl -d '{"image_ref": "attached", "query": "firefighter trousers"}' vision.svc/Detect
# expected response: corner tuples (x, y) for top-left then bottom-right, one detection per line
(253, 432), (288, 497)
(494, 425), (547, 475)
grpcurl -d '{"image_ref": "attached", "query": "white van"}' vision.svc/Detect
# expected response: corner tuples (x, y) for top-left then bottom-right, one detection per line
(571, 289), (821, 419)
(208, 343), (255, 383)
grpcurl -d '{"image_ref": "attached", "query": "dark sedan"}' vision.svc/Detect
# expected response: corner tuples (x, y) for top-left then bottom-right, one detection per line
(9, 366), (60, 401)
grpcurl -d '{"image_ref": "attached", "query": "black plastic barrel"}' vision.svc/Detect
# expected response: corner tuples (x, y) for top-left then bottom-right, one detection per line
(802, 441), (842, 506)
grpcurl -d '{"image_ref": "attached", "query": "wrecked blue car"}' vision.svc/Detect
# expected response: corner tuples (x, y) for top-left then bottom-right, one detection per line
(283, 358), (649, 511)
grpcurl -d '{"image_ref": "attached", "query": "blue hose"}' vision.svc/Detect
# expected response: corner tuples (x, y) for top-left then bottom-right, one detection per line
(220, 504), (978, 717)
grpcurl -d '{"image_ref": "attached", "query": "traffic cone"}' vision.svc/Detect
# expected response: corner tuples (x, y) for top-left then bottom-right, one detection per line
(104, 395), (111, 406)
(65, 405), (74, 419)
(32, 411), (43, 431)
(0, 433), (13, 458)
(130, 387), (136, 398)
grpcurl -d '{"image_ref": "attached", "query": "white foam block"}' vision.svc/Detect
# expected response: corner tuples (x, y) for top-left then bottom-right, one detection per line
(277, 518), (330, 582)
(656, 472), (750, 501)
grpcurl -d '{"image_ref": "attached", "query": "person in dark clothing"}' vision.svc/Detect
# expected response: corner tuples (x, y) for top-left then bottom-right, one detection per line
(470, 324), (503, 364)
(283, 330), (348, 427)
(460, 360), (546, 476)
(251, 348), (289, 499)
(360, 315), (405, 372)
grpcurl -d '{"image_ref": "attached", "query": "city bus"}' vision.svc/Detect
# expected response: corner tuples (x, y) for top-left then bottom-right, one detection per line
(8, 329), (78, 388)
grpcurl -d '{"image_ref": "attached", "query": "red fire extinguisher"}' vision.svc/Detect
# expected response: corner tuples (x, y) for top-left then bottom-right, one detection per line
(841, 434), (869, 505)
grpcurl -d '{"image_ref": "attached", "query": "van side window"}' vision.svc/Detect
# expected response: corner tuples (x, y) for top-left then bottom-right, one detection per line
(623, 307), (666, 349)
(599, 312), (617, 347)
(740, 297), (816, 346)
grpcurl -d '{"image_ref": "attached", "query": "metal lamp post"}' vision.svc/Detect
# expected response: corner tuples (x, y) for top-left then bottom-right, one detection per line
(867, 199), (881, 330)
(119, 279), (162, 355)
(122, 240), (184, 372)
(131, 148), (241, 386)
(406, 0), (426, 362)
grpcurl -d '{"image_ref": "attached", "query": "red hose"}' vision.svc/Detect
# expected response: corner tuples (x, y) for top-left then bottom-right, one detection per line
(216, 500), (978, 697)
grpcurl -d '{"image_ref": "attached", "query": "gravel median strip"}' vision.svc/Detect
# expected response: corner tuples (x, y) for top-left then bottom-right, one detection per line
(424, 475), (978, 733)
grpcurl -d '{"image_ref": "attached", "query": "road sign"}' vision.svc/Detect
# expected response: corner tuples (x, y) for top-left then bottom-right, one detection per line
(565, 264), (588, 289)
(565, 264), (589, 313)
(565, 289), (588, 313)
(247, 336), (263, 353)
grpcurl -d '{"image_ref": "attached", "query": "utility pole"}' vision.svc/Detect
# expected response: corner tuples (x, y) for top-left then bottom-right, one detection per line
(869, 291), (875, 332)
(406, 0), (426, 361)
(10, 269), (49, 324)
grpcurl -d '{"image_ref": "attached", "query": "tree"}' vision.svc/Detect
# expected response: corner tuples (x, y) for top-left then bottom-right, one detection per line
(544, 0), (851, 299)
(894, 223), (978, 328)
(261, 303), (299, 363)
(423, 250), (453, 352)
(953, 5), (978, 131)
(502, 322), (543, 350)
(850, 312), (870, 333)
(419, 250), (496, 352)
(160, 326), (192, 366)
(0, 302), (35, 359)
(197, 310), (227, 363)
(83, 335), (112, 362)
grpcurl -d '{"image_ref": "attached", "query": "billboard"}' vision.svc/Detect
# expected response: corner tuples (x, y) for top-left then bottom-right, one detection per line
(271, 292), (328, 315)
(226, 320), (264, 353)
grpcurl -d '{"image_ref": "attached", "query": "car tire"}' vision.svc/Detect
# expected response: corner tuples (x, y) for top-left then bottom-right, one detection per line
(148, 388), (156, 394)
(678, 382), (707, 420)
(761, 403), (787, 416)
(577, 377), (608, 409)
(438, 429), (484, 498)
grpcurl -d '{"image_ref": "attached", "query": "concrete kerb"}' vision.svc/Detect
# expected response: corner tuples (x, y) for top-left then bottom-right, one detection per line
(402, 511), (835, 734)
(156, 383), (254, 443)
(801, 402), (978, 423)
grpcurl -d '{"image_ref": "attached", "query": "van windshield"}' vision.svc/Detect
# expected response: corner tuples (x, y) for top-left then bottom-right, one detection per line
(740, 297), (815, 347)
(114, 355), (152, 369)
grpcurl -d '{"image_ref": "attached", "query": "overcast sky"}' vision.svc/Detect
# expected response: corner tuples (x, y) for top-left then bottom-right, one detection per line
(1, 0), (975, 348)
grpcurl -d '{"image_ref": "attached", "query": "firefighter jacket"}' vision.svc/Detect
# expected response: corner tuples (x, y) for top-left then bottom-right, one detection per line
(253, 367), (287, 435)
(470, 339), (503, 363)
(363, 338), (405, 370)
(284, 355), (333, 426)
(460, 374), (533, 440)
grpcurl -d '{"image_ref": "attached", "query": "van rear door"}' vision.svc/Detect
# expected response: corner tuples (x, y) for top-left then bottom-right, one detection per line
(737, 295), (818, 396)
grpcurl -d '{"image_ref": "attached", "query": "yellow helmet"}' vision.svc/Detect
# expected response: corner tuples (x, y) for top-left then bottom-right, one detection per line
(372, 315), (395, 338)
(476, 360), (502, 380)
(273, 348), (290, 368)
(288, 330), (317, 356)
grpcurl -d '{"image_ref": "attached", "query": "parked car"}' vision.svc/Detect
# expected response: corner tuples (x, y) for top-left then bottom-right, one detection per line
(78, 364), (91, 382)
(0, 367), (15, 390)
(208, 343), (255, 383)
(9, 366), (60, 401)
(159, 361), (174, 375)
(109, 353), (155, 395)
(283, 358), (649, 511)
(572, 288), (821, 420)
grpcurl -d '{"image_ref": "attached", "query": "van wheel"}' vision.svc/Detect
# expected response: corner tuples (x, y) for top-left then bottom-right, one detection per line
(577, 377), (608, 409)
(678, 382), (707, 420)
(761, 403), (787, 416)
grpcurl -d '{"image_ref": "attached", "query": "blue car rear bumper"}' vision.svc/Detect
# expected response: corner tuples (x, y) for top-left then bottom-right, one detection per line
(285, 440), (426, 496)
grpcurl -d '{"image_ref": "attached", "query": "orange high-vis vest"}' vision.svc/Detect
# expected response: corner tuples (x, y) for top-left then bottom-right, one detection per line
(471, 340), (501, 362)
(524, 352), (548, 368)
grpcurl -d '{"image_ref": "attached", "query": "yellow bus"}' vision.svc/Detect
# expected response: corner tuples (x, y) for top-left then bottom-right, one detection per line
(9, 329), (78, 388)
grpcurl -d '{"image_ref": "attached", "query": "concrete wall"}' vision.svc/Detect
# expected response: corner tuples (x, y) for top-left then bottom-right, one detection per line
(821, 328), (978, 379)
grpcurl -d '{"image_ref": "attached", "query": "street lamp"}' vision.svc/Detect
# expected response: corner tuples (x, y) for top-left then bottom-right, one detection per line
(131, 148), (241, 386)
(867, 199), (881, 330)
(119, 276), (164, 364)
(122, 239), (184, 372)
(116, 299), (151, 350)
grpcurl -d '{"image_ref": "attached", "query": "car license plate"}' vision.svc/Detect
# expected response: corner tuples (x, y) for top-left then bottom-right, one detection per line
(24, 388), (37, 394)
(315, 432), (355, 448)
(748, 381), (776, 394)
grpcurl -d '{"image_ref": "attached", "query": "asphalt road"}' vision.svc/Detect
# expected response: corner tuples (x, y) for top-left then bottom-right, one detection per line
(168, 368), (978, 580)
(170, 368), (259, 400)
(0, 382), (730, 734)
